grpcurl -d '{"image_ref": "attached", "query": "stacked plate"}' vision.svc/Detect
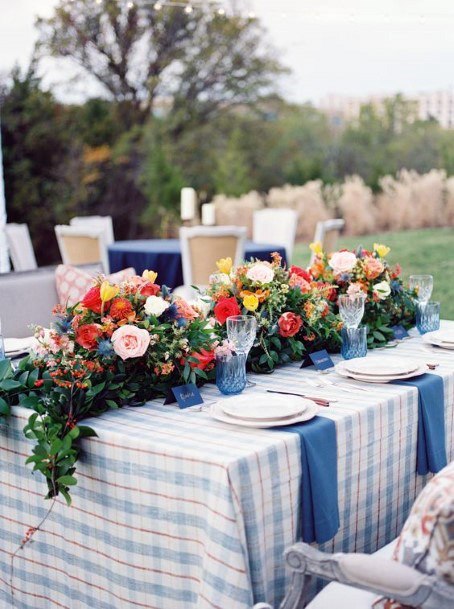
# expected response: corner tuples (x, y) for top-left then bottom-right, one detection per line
(422, 330), (454, 350)
(4, 337), (35, 359)
(210, 394), (319, 428)
(335, 356), (426, 383)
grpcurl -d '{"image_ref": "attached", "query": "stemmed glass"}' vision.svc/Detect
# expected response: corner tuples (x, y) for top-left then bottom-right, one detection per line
(338, 294), (366, 329)
(409, 275), (433, 304)
(226, 315), (257, 387)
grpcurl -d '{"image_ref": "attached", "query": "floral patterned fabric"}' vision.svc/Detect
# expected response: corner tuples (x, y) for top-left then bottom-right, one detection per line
(375, 461), (454, 608)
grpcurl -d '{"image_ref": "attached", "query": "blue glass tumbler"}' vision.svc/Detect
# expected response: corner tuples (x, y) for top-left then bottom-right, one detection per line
(341, 326), (368, 360)
(216, 353), (247, 395)
(416, 301), (440, 334)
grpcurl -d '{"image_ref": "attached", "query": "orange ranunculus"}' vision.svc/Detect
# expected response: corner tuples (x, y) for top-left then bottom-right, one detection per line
(109, 297), (134, 320)
(75, 324), (103, 350)
(363, 257), (384, 280)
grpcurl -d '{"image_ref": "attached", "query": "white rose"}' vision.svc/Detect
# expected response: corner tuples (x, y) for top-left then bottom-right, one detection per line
(329, 251), (357, 275)
(374, 280), (391, 300)
(144, 295), (170, 317)
(246, 263), (275, 284)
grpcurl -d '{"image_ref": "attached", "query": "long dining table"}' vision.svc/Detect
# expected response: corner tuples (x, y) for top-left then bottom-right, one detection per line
(1, 326), (453, 609)
(108, 240), (287, 288)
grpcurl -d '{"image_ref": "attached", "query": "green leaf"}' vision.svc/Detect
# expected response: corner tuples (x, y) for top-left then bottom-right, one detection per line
(0, 379), (22, 391)
(0, 397), (10, 416)
(68, 427), (80, 440)
(56, 475), (77, 486)
(0, 359), (13, 381)
(59, 487), (72, 506)
(373, 330), (386, 342)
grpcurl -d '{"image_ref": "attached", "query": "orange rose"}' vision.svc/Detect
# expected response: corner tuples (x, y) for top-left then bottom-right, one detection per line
(278, 312), (303, 338)
(75, 324), (103, 350)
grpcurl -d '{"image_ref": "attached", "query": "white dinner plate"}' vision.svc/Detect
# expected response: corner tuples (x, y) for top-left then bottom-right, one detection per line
(426, 329), (454, 344)
(221, 394), (308, 422)
(4, 337), (35, 356)
(422, 333), (454, 350)
(211, 400), (319, 428)
(336, 361), (426, 383)
(343, 356), (420, 377)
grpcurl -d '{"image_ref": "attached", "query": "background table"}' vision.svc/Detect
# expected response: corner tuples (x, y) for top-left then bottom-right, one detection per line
(108, 240), (287, 288)
(1, 329), (453, 609)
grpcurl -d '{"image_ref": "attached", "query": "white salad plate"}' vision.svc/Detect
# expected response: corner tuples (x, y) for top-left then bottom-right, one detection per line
(221, 394), (308, 422)
(425, 330), (454, 345)
(4, 337), (35, 357)
(336, 361), (426, 384)
(343, 356), (420, 377)
(211, 399), (319, 428)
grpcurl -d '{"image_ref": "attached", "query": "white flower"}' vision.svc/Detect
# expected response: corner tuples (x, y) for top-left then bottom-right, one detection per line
(144, 295), (170, 317)
(329, 251), (357, 275)
(246, 263), (275, 284)
(209, 272), (231, 286)
(374, 280), (391, 300)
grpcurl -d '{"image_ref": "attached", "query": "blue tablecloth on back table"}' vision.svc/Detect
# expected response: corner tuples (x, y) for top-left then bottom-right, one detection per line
(108, 239), (287, 288)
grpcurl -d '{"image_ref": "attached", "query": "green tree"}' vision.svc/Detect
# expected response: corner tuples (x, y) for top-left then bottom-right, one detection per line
(214, 127), (253, 196)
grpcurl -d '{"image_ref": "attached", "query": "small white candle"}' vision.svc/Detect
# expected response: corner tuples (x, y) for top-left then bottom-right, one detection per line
(181, 188), (197, 221)
(201, 202), (216, 226)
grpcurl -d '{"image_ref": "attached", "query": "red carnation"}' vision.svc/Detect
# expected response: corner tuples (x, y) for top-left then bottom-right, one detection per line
(289, 265), (312, 283)
(109, 297), (133, 320)
(278, 312), (303, 338)
(75, 324), (103, 350)
(81, 286), (104, 314)
(214, 296), (241, 325)
(140, 283), (160, 297)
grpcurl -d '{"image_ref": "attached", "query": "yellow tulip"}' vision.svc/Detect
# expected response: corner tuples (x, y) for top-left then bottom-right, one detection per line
(216, 257), (233, 275)
(100, 281), (119, 303)
(309, 241), (323, 255)
(142, 269), (158, 284)
(243, 294), (259, 312)
(373, 243), (391, 258)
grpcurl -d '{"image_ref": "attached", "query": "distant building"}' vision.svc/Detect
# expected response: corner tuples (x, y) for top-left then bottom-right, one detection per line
(319, 90), (454, 129)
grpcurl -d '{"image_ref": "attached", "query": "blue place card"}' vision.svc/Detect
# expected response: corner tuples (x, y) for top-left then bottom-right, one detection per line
(308, 349), (335, 371)
(169, 384), (204, 409)
(392, 325), (410, 340)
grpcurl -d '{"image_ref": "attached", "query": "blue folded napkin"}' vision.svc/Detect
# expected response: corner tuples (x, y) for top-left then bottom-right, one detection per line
(392, 373), (447, 475)
(274, 416), (339, 544)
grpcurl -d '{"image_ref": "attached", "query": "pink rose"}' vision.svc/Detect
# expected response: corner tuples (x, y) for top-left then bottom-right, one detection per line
(246, 263), (275, 284)
(329, 251), (357, 275)
(111, 325), (151, 360)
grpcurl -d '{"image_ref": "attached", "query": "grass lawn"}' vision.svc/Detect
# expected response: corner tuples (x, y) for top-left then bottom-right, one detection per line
(293, 227), (454, 320)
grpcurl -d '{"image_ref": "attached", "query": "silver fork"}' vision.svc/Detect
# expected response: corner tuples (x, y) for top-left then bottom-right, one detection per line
(317, 375), (371, 393)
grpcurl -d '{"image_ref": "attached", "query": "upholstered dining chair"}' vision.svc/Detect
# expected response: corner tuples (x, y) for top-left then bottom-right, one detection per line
(70, 215), (115, 245)
(5, 223), (38, 271)
(253, 208), (298, 262)
(176, 225), (247, 301)
(310, 219), (345, 264)
(253, 461), (454, 609)
(55, 225), (110, 273)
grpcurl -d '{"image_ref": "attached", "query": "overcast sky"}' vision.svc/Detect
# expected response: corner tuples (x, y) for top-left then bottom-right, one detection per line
(1, 0), (454, 103)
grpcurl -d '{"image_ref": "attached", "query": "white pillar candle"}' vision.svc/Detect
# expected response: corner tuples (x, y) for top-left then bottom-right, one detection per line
(181, 187), (197, 221)
(201, 202), (216, 226)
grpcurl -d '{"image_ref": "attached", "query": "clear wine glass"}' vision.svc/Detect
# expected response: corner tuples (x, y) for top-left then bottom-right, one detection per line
(226, 315), (257, 387)
(338, 294), (366, 329)
(409, 275), (433, 304)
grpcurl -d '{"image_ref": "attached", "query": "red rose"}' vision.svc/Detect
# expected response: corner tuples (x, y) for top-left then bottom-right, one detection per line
(289, 266), (312, 283)
(214, 296), (241, 325)
(278, 312), (303, 338)
(76, 324), (103, 350)
(188, 348), (215, 371)
(81, 286), (103, 313)
(140, 283), (160, 297)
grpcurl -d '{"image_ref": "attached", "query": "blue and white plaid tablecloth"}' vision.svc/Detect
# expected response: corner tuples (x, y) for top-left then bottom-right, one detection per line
(1, 326), (453, 609)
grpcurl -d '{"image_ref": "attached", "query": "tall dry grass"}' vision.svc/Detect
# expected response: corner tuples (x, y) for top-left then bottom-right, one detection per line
(213, 170), (454, 240)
